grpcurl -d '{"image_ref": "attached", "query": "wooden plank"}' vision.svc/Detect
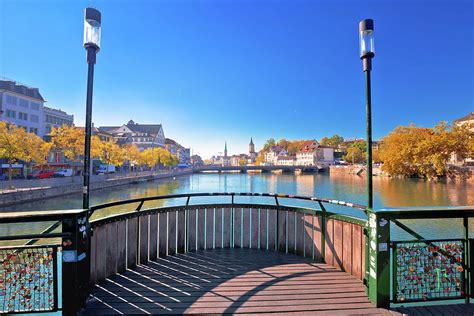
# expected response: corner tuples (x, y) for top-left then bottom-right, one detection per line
(304, 213), (313, 259)
(278, 210), (286, 252)
(177, 210), (185, 253)
(215, 208), (223, 249)
(313, 215), (322, 261)
(158, 212), (167, 257)
(259, 208), (267, 250)
(287, 211), (295, 253)
(234, 208), (242, 248)
(148, 214), (158, 260)
(116, 220), (127, 273)
(168, 211), (177, 255)
(352, 224), (363, 280)
(206, 208), (214, 250)
(223, 208), (231, 248)
(296, 212), (305, 256)
(139, 215), (149, 264)
(242, 208), (250, 248)
(95, 225), (106, 282)
(333, 220), (343, 269)
(188, 208), (197, 252)
(325, 218), (334, 266)
(197, 209), (206, 250)
(342, 222), (353, 274)
(127, 217), (137, 268)
(90, 226), (97, 284)
(267, 209), (276, 251)
(105, 221), (118, 277)
(251, 208), (259, 249)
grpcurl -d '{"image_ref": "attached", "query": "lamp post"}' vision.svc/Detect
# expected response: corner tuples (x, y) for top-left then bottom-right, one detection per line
(359, 19), (375, 209)
(82, 7), (101, 210)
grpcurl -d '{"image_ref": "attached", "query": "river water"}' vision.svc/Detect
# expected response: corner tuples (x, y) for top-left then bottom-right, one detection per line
(1, 172), (473, 240)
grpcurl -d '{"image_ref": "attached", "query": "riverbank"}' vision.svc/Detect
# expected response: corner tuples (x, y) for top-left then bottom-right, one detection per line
(0, 169), (193, 207)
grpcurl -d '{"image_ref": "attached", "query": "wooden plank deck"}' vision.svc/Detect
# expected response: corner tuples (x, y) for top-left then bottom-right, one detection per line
(81, 248), (472, 315)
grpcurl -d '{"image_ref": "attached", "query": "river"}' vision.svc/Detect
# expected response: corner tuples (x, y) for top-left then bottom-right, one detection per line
(1, 172), (473, 240)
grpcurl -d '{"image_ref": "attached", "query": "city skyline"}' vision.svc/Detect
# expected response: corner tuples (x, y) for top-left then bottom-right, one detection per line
(1, 0), (472, 158)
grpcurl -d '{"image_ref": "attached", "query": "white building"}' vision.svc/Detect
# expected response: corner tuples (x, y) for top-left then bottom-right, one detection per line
(264, 146), (288, 165)
(451, 112), (474, 165)
(276, 156), (295, 166)
(0, 79), (45, 137)
(99, 120), (165, 150)
(44, 106), (74, 136)
(296, 140), (335, 166)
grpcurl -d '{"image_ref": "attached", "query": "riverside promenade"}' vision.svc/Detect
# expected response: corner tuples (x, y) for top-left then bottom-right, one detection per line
(0, 169), (192, 207)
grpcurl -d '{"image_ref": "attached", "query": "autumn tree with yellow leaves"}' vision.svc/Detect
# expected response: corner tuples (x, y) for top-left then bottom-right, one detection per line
(0, 122), (51, 180)
(380, 122), (473, 179)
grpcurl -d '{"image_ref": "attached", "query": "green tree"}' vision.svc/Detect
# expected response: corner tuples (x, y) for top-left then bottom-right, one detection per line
(262, 138), (276, 152)
(320, 135), (344, 148)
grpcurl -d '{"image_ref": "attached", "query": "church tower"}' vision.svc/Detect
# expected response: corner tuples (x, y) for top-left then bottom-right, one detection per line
(249, 137), (256, 162)
(224, 141), (228, 158)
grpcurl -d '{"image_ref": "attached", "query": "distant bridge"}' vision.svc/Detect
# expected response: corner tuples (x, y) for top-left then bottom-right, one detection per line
(193, 164), (329, 173)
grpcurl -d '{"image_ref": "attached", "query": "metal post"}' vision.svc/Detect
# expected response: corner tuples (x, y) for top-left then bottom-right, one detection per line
(82, 46), (97, 210)
(364, 63), (373, 209)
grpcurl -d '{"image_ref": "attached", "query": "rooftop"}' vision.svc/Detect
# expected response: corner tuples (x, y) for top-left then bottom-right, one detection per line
(0, 78), (45, 101)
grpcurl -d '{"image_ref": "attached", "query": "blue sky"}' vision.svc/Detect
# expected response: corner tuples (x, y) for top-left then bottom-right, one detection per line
(0, 0), (472, 158)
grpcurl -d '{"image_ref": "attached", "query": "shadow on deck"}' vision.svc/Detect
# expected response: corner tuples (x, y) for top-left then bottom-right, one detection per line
(82, 248), (396, 315)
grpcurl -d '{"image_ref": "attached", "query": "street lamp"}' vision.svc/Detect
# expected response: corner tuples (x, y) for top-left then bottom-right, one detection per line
(83, 7), (101, 210)
(359, 18), (374, 209)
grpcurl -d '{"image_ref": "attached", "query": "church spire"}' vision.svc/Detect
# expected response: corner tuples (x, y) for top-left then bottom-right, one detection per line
(250, 137), (254, 146)
(224, 141), (228, 158)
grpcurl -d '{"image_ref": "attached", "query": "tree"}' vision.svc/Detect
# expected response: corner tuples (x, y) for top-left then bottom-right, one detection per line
(23, 132), (52, 170)
(320, 135), (344, 148)
(262, 138), (276, 152)
(380, 122), (473, 178)
(122, 144), (141, 172)
(50, 125), (84, 172)
(343, 146), (365, 164)
(287, 140), (306, 155)
(277, 139), (289, 149)
(255, 153), (265, 166)
(97, 140), (123, 169)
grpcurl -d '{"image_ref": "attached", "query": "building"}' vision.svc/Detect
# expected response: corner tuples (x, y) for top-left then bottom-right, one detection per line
(296, 140), (335, 166)
(211, 142), (231, 166)
(0, 78), (45, 137)
(264, 146), (288, 165)
(276, 156), (295, 166)
(191, 155), (203, 167)
(177, 148), (191, 165)
(99, 120), (165, 150)
(451, 112), (474, 166)
(249, 138), (256, 163)
(43, 106), (74, 136)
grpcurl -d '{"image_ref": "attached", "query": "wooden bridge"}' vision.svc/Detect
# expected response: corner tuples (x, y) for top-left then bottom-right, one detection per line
(193, 165), (328, 173)
(1, 193), (474, 315)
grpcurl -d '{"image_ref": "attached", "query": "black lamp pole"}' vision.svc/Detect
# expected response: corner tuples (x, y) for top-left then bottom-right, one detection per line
(82, 8), (101, 210)
(359, 19), (375, 209)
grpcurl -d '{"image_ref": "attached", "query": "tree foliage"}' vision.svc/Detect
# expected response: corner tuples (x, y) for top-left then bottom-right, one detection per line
(320, 135), (344, 148)
(380, 122), (473, 178)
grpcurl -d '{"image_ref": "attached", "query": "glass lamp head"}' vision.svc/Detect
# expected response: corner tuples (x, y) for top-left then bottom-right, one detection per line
(359, 19), (374, 58)
(84, 8), (101, 50)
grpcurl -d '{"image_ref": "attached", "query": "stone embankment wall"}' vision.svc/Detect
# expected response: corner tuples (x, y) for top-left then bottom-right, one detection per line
(0, 169), (192, 207)
(329, 165), (385, 176)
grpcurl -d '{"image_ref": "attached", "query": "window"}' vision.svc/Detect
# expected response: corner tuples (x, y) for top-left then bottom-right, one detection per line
(45, 124), (52, 134)
(30, 102), (40, 110)
(19, 98), (29, 108)
(30, 127), (38, 135)
(6, 109), (16, 118)
(6, 95), (17, 105)
(19, 112), (28, 120)
(30, 114), (39, 123)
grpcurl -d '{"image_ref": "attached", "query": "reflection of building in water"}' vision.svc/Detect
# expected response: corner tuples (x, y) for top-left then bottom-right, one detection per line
(296, 174), (315, 196)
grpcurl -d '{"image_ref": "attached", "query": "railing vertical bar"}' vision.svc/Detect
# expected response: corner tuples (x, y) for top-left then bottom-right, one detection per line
(392, 242), (398, 303)
(53, 246), (58, 311)
(303, 213), (306, 257)
(175, 211), (178, 253)
(231, 207), (235, 248)
(148, 215), (151, 261)
(294, 211), (297, 253)
(156, 213), (159, 256)
(185, 209), (188, 253)
(241, 207), (244, 247)
(204, 208), (207, 250)
(464, 216), (470, 303)
(213, 208), (216, 249)
(125, 218), (129, 265)
(285, 211), (288, 254)
(249, 208), (252, 249)
(221, 208), (224, 248)
(318, 201), (326, 262)
(166, 212), (169, 256)
(275, 208), (278, 251)
(258, 208), (261, 249)
(266, 209), (269, 250)
(312, 212), (315, 260)
(196, 209), (199, 251)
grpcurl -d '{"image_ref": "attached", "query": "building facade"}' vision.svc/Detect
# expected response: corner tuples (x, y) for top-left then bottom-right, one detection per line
(0, 79), (45, 137)
(451, 112), (474, 166)
(43, 106), (74, 136)
(99, 120), (165, 150)
(296, 140), (335, 166)
(264, 146), (288, 165)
